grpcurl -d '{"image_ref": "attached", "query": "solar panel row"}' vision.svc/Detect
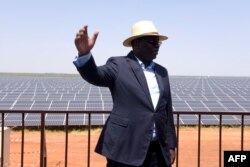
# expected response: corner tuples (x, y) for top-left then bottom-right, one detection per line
(0, 76), (250, 126)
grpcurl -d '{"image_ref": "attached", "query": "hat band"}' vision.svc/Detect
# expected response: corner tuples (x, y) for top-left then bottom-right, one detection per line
(133, 32), (159, 36)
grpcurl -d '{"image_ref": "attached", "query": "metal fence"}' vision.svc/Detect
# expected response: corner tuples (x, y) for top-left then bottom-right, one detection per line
(0, 110), (250, 167)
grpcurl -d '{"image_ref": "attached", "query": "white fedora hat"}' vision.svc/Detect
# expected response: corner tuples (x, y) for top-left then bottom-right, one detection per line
(123, 20), (168, 47)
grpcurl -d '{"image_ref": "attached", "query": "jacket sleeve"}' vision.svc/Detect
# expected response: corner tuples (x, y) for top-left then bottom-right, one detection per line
(165, 73), (177, 149)
(76, 56), (119, 87)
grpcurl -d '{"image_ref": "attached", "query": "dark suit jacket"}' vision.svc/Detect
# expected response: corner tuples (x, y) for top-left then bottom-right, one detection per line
(76, 51), (177, 166)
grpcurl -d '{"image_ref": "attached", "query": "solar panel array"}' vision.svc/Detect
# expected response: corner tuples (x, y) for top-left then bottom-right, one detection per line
(0, 75), (250, 126)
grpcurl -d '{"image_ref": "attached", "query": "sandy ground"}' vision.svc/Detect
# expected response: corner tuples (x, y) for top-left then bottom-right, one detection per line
(5, 126), (250, 167)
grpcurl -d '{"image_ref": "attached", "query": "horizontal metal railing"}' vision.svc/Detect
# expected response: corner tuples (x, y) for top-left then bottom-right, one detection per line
(0, 110), (250, 167)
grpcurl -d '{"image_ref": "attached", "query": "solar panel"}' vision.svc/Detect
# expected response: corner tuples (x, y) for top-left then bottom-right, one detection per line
(0, 100), (14, 109)
(32, 100), (51, 110)
(67, 114), (85, 125)
(68, 100), (85, 110)
(12, 100), (33, 110)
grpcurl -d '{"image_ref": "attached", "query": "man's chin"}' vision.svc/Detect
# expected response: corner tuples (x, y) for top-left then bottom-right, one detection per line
(152, 54), (157, 59)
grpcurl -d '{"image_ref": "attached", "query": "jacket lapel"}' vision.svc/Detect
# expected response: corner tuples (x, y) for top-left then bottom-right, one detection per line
(154, 64), (165, 110)
(126, 52), (154, 109)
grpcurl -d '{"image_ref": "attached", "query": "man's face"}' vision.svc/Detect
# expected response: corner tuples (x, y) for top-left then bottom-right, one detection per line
(135, 36), (161, 62)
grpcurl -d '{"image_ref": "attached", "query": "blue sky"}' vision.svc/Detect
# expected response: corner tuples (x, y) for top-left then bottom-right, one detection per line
(1, 0), (250, 76)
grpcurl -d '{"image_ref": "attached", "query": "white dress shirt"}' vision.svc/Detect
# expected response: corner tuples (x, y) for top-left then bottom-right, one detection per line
(134, 57), (160, 141)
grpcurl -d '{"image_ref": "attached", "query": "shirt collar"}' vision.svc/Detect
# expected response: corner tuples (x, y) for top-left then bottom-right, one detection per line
(134, 55), (155, 70)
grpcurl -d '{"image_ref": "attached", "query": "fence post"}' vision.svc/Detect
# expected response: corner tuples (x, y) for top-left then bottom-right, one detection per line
(198, 114), (201, 167)
(65, 113), (69, 167)
(241, 115), (244, 151)
(21, 113), (25, 167)
(40, 112), (46, 167)
(87, 113), (91, 167)
(219, 114), (222, 167)
(176, 114), (179, 167)
(1, 113), (4, 167)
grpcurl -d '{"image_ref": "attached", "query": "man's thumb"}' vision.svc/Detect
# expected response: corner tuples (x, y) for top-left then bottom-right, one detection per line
(92, 32), (99, 42)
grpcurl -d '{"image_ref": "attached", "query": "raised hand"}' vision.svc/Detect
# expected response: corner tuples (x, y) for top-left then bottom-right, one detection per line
(74, 25), (99, 56)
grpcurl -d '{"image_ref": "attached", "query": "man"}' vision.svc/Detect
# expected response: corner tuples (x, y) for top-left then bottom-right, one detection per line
(73, 20), (177, 167)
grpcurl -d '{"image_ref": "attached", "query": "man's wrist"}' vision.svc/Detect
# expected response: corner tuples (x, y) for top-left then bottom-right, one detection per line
(73, 52), (92, 68)
(78, 51), (90, 57)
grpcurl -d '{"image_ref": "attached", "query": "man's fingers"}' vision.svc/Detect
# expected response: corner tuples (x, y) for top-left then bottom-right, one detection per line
(76, 25), (88, 38)
(75, 32), (82, 39)
(84, 25), (88, 36)
(92, 32), (99, 43)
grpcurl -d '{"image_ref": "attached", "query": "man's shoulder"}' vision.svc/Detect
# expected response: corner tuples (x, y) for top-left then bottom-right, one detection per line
(155, 62), (167, 70)
(154, 62), (169, 77)
(109, 55), (127, 59)
(107, 55), (127, 62)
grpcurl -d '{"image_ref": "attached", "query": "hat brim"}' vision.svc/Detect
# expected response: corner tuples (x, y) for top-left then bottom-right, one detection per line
(123, 33), (168, 47)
